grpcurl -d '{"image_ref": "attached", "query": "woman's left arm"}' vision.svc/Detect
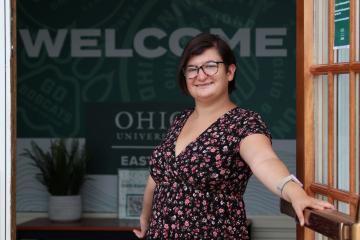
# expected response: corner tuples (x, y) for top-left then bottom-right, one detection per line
(240, 133), (335, 226)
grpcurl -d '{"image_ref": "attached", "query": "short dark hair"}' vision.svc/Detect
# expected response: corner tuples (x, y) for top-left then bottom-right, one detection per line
(177, 32), (237, 95)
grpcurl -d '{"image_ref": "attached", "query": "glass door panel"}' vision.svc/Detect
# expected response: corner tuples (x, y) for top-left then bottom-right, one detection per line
(334, 200), (350, 214)
(334, 49), (350, 63)
(314, 0), (329, 64)
(334, 74), (350, 191)
(357, 73), (359, 194)
(314, 75), (329, 185)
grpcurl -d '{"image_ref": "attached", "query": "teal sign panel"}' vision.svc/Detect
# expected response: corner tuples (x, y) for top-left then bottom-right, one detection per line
(334, 0), (350, 49)
(85, 103), (186, 174)
(17, 0), (296, 140)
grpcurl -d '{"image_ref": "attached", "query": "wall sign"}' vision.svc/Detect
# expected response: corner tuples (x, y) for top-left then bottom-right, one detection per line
(86, 102), (185, 174)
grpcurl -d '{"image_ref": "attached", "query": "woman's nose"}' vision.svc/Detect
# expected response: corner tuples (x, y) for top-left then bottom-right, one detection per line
(197, 67), (207, 80)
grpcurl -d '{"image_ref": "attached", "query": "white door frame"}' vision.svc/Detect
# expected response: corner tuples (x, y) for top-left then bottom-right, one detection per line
(0, 0), (12, 239)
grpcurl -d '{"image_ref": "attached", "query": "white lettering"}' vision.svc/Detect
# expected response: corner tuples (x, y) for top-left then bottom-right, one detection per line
(115, 111), (133, 130)
(169, 112), (179, 123)
(159, 112), (167, 130)
(121, 155), (148, 166)
(256, 28), (287, 57)
(105, 29), (133, 57)
(211, 28), (251, 57)
(115, 111), (177, 130)
(169, 28), (201, 56)
(137, 112), (155, 129)
(134, 28), (167, 58)
(71, 29), (101, 57)
(19, 29), (67, 57)
(19, 28), (288, 58)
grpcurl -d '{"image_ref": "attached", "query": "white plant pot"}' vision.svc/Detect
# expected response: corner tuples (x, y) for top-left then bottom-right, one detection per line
(48, 195), (82, 221)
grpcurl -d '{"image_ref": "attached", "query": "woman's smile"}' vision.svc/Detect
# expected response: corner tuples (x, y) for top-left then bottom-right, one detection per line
(194, 82), (214, 88)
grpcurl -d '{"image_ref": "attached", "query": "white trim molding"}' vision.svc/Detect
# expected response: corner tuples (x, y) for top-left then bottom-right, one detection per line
(0, 0), (12, 239)
(249, 215), (296, 240)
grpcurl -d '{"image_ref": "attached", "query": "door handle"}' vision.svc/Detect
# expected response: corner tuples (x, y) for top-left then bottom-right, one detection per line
(280, 198), (357, 240)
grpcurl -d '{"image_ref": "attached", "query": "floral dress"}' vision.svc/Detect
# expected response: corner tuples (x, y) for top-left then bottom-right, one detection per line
(147, 107), (271, 239)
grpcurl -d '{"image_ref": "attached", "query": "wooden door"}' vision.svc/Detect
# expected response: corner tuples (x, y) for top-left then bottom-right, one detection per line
(284, 0), (360, 239)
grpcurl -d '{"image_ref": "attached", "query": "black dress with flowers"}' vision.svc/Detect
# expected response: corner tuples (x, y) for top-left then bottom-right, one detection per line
(147, 107), (271, 239)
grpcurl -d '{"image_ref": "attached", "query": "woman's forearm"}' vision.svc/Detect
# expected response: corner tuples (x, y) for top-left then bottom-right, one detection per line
(141, 175), (156, 219)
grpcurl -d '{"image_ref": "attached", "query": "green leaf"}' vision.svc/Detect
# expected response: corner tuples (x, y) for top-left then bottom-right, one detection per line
(21, 139), (89, 195)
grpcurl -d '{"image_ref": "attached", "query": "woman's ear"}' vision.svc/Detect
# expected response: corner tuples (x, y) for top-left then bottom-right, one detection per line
(227, 64), (236, 81)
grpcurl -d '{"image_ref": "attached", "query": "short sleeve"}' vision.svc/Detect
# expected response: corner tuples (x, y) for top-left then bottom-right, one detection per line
(237, 111), (272, 142)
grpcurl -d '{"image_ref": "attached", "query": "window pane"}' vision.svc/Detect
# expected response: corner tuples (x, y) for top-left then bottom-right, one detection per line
(333, 0), (350, 63)
(314, 75), (329, 185)
(334, 48), (350, 63)
(334, 74), (350, 191)
(334, 200), (350, 214)
(314, 0), (329, 64)
(357, 74), (359, 194)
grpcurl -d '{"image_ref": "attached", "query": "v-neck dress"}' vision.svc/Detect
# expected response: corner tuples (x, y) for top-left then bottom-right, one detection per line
(147, 107), (271, 239)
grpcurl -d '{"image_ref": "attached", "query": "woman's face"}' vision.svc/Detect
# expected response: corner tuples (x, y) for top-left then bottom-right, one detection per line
(185, 47), (236, 102)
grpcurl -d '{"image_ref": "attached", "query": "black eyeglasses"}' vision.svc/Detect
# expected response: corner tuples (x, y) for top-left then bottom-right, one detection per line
(183, 61), (224, 79)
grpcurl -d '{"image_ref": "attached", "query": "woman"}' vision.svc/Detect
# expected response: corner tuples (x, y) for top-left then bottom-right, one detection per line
(133, 33), (334, 239)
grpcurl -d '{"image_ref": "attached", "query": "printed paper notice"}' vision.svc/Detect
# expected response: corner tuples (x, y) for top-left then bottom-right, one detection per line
(118, 169), (149, 219)
(334, 0), (349, 49)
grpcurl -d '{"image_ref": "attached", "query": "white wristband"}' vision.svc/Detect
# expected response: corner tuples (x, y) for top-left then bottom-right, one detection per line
(276, 174), (303, 196)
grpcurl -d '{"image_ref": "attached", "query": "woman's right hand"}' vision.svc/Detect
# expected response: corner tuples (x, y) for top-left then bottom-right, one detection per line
(134, 176), (156, 239)
(133, 214), (149, 239)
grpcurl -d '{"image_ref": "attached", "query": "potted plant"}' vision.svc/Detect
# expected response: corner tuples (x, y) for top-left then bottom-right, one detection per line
(21, 139), (88, 221)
